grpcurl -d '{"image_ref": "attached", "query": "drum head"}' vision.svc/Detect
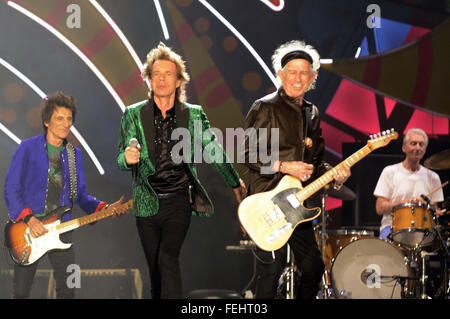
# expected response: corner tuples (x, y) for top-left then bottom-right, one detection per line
(392, 228), (435, 248)
(331, 238), (409, 299)
(392, 201), (427, 211)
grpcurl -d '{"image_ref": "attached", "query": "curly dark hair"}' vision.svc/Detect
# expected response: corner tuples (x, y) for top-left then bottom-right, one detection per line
(40, 91), (77, 132)
(141, 42), (190, 103)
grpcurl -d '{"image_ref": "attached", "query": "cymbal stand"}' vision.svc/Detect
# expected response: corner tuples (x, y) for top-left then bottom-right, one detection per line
(320, 186), (333, 298)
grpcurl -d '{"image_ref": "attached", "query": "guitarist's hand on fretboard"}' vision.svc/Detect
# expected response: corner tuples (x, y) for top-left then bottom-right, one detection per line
(105, 195), (128, 218)
(331, 162), (351, 188)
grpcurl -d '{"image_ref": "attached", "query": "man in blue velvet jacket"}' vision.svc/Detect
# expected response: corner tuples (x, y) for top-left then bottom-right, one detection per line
(4, 91), (120, 298)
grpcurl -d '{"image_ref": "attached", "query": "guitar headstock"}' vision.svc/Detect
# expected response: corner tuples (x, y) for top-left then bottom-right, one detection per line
(368, 129), (398, 150)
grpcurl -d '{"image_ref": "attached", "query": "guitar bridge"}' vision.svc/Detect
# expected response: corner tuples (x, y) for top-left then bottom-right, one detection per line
(266, 223), (292, 242)
(20, 249), (30, 264)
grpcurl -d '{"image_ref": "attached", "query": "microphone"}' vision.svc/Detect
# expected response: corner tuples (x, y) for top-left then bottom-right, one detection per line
(129, 138), (140, 149)
(128, 138), (140, 180)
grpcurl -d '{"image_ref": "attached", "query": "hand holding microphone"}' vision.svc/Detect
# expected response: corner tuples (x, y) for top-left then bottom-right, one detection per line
(125, 138), (141, 166)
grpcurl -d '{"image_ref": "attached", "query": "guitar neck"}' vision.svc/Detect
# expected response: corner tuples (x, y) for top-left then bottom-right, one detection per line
(297, 144), (373, 201)
(55, 206), (118, 234)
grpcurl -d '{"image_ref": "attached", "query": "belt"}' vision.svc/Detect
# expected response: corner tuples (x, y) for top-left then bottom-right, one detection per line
(157, 185), (193, 203)
(157, 189), (188, 199)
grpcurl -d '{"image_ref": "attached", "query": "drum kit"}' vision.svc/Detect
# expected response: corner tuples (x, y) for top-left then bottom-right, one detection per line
(230, 149), (449, 299)
(315, 149), (450, 299)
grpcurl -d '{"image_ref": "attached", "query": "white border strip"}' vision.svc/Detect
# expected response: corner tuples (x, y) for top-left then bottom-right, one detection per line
(198, 0), (277, 86)
(89, 0), (144, 69)
(7, 1), (125, 112)
(89, 0), (151, 92)
(0, 122), (21, 145)
(153, 0), (170, 40)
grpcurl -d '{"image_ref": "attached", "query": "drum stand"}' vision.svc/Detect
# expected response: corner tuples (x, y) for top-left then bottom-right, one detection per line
(428, 222), (449, 299)
(432, 216), (449, 299)
(408, 225), (449, 299)
(420, 201), (449, 299)
(418, 250), (437, 299)
(277, 244), (297, 299)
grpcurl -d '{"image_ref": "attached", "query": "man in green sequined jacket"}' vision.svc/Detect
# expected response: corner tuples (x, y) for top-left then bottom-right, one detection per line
(117, 43), (246, 299)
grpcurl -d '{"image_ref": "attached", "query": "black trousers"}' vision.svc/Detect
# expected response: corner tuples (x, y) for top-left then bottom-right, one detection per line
(13, 232), (75, 299)
(254, 222), (324, 299)
(136, 191), (191, 299)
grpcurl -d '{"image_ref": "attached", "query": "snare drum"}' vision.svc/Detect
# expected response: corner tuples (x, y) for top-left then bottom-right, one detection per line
(331, 238), (412, 299)
(392, 202), (435, 247)
(323, 229), (374, 271)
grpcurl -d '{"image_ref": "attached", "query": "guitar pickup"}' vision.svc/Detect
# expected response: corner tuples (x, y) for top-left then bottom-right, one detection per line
(263, 206), (285, 226)
(23, 233), (32, 246)
(263, 213), (275, 226)
(286, 194), (300, 208)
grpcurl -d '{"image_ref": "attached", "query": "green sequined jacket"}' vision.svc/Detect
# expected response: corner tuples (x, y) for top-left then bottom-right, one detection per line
(117, 99), (240, 217)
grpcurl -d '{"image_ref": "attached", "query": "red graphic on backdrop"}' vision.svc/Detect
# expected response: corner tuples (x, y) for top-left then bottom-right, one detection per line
(259, 0), (285, 11)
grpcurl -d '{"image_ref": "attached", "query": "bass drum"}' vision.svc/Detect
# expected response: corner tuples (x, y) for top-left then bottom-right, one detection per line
(323, 229), (374, 271)
(331, 238), (411, 299)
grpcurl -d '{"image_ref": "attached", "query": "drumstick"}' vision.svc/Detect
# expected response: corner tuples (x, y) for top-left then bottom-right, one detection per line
(426, 180), (448, 197)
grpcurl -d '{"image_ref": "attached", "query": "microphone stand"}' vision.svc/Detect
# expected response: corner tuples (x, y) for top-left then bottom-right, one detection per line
(379, 275), (418, 299)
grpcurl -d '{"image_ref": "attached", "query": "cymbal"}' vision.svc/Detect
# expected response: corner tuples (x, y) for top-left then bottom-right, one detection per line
(424, 149), (450, 170)
(324, 185), (356, 201)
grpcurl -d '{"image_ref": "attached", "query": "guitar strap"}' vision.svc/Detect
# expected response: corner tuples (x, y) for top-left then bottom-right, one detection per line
(66, 143), (78, 203)
(302, 104), (314, 161)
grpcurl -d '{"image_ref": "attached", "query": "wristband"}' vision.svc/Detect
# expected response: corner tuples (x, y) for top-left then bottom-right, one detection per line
(23, 214), (34, 224)
(333, 182), (343, 190)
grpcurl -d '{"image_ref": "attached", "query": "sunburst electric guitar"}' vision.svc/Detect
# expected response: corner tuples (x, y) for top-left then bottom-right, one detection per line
(4, 200), (132, 265)
(238, 130), (398, 251)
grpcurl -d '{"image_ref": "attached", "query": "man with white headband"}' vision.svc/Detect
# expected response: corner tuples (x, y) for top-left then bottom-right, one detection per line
(241, 40), (350, 299)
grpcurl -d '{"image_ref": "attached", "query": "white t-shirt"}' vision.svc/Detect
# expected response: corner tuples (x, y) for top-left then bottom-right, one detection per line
(373, 162), (444, 232)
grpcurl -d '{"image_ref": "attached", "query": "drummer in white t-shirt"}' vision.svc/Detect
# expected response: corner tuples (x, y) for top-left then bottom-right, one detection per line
(373, 128), (444, 239)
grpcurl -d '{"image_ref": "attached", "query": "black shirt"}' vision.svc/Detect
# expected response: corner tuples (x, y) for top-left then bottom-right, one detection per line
(141, 101), (190, 194)
(242, 88), (330, 195)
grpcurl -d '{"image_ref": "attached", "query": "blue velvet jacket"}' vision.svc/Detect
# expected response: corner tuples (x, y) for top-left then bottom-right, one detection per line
(4, 133), (104, 222)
